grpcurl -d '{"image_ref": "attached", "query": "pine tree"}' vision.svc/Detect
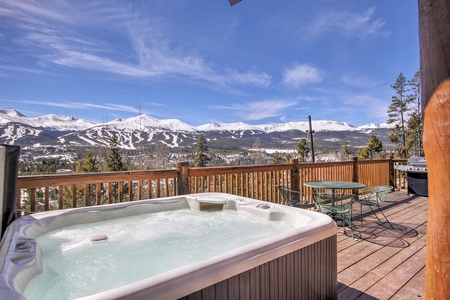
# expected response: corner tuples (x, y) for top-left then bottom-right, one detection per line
(193, 135), (210, 167)
(358, 147), (370, 160)
(75, 150), (100, 205)
(406, 70), (424, 156)
(342, 140), (350, 160)
(285, 153), (292, 163)
(387, 73), (414, 157)
(406, 111), (424, 156)
(104, 134), (126, 171)
(273, 152), (283, 164)
(366, 135), (383, 159)
(76, 150), (99, 172)
(104, 134), (127, 202)
(297, 138), (309, 162)
(251, 138), (264, 165)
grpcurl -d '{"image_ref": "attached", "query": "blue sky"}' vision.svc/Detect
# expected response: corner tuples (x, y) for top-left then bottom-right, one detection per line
(0, 0), (419, 126)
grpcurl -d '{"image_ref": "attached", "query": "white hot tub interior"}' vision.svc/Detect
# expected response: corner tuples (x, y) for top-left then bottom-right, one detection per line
(0, 193), (337, 300)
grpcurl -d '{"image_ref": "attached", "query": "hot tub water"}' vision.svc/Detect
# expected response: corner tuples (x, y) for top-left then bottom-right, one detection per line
(23, 209), (293, 299)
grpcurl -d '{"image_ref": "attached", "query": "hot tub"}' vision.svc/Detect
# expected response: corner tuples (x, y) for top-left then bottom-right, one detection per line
(0, 193), (337, 299)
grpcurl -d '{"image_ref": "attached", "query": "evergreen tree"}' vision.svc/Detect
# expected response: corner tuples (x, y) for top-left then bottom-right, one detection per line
(251, 138), (264, 165)
(406, 70), (424, 156)
(366, 135), (383, 159)
(285, 153), (292, 163)
(193, 135), (210, 167)
(342, 140), (350, 160)
(406, 111), (424, 156)
(74, 150), (101, 205)
(76, 150), (99, 172)
(387, 73), (413, 157)
(104, 134), (127, 202)
(297, 138), (309, 162)
(273, 152), (283, 164)
(104, 134), (126, 171)
(358, 147), (370, 160)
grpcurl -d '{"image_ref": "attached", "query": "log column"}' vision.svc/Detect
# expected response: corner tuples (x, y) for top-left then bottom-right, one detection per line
(418, 1), (450, 298)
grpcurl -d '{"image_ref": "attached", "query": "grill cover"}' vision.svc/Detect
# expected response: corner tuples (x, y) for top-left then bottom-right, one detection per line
(407, 156), (427, 167)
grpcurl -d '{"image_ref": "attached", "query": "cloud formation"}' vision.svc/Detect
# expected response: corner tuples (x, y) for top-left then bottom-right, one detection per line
(1, 1), (270, 89)
(306, 8), (389, 39)
(282, 64), (324, 88)
(211, 100), (297, 121)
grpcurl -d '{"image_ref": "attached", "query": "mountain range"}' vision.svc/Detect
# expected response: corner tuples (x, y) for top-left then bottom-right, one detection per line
(0, 108), (393, 151)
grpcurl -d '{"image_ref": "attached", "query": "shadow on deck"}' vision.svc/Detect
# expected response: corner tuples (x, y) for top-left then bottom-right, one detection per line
(337, 191), (427, 300)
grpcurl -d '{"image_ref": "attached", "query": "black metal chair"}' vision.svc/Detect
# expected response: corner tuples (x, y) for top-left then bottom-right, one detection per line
(276, 186), (309, 208)
(353, 186), (394, 228)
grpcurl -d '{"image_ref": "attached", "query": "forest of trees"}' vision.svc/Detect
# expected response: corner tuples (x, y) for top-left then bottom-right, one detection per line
(387, 71), (423, 158)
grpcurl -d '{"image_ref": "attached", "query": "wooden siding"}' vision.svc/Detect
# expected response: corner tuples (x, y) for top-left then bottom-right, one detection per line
(180, 235), (338, 300)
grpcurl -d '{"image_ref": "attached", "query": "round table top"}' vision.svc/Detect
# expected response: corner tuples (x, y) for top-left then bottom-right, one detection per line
(303, 180), (365, 189)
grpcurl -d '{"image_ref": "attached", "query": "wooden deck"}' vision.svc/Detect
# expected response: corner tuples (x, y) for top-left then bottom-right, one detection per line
(337, 191), (428, 300)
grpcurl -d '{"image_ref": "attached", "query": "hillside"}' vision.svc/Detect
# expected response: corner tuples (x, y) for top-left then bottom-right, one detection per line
(0, 108), (393, 151)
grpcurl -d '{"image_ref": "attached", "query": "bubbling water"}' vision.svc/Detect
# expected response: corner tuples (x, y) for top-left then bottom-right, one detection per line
(23, 208), (293, 300)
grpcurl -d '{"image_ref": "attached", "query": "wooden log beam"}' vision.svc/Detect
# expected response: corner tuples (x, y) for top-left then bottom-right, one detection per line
(418, 0), (450, 298)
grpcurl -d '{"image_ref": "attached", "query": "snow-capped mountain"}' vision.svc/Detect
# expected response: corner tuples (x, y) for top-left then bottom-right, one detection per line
(0, 108), (392, 150)
(0, 109), (97, 132)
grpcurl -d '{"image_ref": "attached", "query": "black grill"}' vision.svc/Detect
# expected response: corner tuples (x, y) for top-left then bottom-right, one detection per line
(394, 157), (428, 197)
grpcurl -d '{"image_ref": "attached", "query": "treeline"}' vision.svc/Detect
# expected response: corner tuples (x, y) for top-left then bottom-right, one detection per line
(358, 71), (423, 160)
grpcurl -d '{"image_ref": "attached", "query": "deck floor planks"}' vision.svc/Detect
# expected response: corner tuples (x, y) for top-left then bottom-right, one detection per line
(338, 234), (427, 299)
(391, 266), (425, 299)
(364, 244), (427, 299)
(337, 191), (428, 300)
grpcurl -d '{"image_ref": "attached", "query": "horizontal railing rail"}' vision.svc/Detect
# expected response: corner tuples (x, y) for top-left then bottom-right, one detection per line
(16, 157), (408, 216)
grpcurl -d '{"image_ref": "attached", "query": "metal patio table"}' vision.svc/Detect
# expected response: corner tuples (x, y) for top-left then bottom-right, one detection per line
(304, 181), (365, 236)
(303, 180), (365, 205)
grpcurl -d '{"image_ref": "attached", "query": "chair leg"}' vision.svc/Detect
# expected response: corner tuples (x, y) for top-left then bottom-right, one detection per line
(376, 206), (394, 229)
(367, 204), (394, 229)
(360, 204), (363, 225)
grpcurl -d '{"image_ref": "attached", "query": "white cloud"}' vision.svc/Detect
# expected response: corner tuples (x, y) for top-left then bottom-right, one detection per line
(227, 70), (272, 87)
(1, 1), (270, 89)
(307, 8), (389, 39)
(282, 64), (324, 88)
(340, 74), (381, 89)
(211, 100), (297, 121)
(9, 99), (161, 115)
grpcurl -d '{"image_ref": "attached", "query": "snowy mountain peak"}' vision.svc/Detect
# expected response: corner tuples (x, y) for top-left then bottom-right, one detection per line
(106, 114), (195, 132)
(0, 108), (27, 124)
(30, 114), (98, 131)
(0, 108), (395, 150)
(0, 108), (26, 118)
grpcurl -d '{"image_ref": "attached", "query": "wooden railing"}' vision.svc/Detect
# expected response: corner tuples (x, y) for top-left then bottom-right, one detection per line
(16, 157), (408, 216)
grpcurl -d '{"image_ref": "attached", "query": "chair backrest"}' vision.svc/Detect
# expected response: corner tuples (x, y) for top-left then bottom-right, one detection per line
(276, 186), (301, 205)
(312, 192), (352, 215)
(362, 186), (392, 205)
(312, 192), (330, 210)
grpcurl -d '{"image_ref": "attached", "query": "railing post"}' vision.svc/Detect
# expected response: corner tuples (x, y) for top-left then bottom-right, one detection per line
(388, 155), (395, 189)
(177, 161), (189, 195)
(290, 158), (300, 191)
(351, 156), (358, 183)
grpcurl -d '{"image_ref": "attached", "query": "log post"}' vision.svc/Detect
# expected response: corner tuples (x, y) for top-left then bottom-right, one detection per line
(176, 161), (189, 195)
(388, 155), (395, 188)
(423, 80), (450, 298)
(418, 1), (450, 298)
(351, 156), (358, 183)
(290, 158), (300, 191)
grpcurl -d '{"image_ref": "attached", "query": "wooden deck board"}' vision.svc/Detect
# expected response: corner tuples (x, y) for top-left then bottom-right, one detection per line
(337, 191), (428, 300)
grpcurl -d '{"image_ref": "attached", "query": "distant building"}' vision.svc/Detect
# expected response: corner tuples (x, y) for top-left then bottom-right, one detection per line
(56, 169), (73, 174)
